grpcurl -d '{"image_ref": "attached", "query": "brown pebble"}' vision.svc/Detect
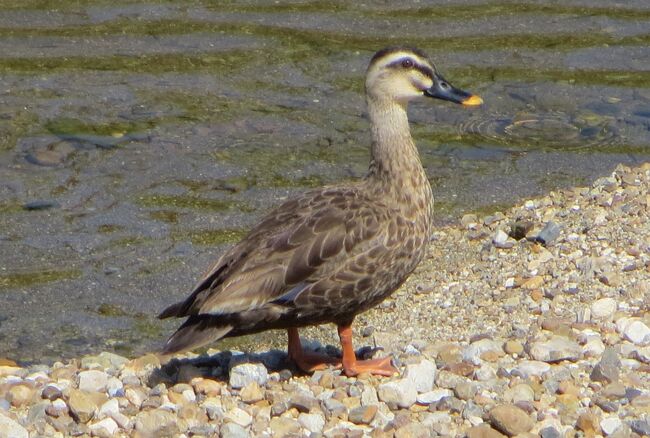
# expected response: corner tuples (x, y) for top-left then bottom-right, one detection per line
(348, 404), (378, 425)
(489, 404), (534, 436)
(467, 423), (507, 438)
(576, 412), (601, 437)
(522, 276), (544, 290)
(8, 383), (35, 407)
(504, 341), (524, 355)
(240, 381), (264, 404)
(192, 377), (221, 396)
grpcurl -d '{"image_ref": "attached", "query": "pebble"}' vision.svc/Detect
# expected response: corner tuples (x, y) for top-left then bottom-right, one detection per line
(298, 412), (325, 432)
(78, 370), (110, 393)
(600, 417), (622, 436)
(590, 347), (621, 383)
(221, 422), (249, 438)
(134, 408), (179, 436)
(88, 417), (119, 438)
(534, 221), (561, 245)
(404, 359), (436, 392)
(229, 362), (268, 389)
(621, 319), (650, 345)
(348, 405), (377, 425)
(529, 336), (582, 362)
(377, 379), (417, 409)
(270, 417), (301, 436)
(467, 423), (507, 438)
(463, 338), (504, 365)
(67, 389), (98, 423)
(488, 404), (534, 436)
(590, 298), (617, 320)
(503, 340), (523, 355)
(513, 360), (550, 377)
(539, 426), (561, 438)
(223, 407), (252, 427)
(239, 381), (264, 403)
(416, 388), (452, 405)
(0, 412), (29, 438)
(7, 384), (34, 407)
(630, 419), (650, 436)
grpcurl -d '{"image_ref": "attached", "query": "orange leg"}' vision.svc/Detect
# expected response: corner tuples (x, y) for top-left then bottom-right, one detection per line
(338, 324), (397, 377)
(286, 327), (341, 373)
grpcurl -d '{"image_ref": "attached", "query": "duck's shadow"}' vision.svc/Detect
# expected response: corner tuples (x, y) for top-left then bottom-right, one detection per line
(148, 345), (382, 387)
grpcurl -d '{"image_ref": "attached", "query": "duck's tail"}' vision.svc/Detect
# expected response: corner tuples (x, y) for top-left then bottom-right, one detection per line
(160, 314), (233, 355)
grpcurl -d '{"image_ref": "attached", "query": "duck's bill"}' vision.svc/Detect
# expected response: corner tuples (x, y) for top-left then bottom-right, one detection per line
(424, 74), (483, 106)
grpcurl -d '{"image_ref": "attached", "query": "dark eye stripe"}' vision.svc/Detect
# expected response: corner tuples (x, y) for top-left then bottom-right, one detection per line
(387, 58), (434, 79)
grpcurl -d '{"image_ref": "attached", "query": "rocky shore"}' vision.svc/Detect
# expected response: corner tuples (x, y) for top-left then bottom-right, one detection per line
(1, 162), (649, 438)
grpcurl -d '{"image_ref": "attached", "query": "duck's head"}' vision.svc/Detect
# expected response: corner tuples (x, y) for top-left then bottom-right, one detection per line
(366, 47), (482, 107)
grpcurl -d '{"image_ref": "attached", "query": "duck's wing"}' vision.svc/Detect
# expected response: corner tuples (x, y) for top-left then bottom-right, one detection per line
(159, 187), (392, 321)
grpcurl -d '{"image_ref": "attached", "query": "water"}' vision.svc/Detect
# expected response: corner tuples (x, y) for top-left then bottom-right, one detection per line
(0, 0), (648, 363)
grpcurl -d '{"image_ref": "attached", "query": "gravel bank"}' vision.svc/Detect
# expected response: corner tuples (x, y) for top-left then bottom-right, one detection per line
(1, 162), (648, 437)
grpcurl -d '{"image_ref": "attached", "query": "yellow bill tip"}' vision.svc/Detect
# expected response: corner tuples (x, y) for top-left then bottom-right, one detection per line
(462, 95), (483, 106)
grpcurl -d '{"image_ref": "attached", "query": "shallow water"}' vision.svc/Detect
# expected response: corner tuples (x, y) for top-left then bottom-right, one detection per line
(0, 0), (648, 363)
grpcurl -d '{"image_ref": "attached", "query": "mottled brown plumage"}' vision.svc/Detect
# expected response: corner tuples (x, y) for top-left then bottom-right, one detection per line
(159, 47), (482, 376)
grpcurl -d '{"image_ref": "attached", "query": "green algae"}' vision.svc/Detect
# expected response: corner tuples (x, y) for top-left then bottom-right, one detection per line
(46, 117), (152, 138)
(136, 194), (242, 212)
(97, 224), (124, 233)
(96, 303), (129, 317)
(0, 269), (82, 289)
(148, 210), (180, 223)
(448, 66), (650, 89)
(173, 228), (247, 246)
(0, 109), (39, 151)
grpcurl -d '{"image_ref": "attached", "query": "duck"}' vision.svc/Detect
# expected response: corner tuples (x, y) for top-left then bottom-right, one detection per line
(158, 47), (482, 377)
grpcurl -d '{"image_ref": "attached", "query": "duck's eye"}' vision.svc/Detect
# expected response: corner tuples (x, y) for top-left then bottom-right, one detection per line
(401, 59), (414, 68)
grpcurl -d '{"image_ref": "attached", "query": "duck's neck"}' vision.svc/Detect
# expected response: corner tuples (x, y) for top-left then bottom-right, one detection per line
(365, 98), (433, 222)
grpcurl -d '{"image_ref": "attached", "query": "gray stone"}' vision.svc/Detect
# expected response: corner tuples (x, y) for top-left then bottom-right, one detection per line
(590, 298), (617, 320)
(298, 412), (325, 433)
(134, 409), (179, 436)
(229, 363), (268, 389)
(323, 398), (346, 417)
(454, 381), (478, 401)
(289, 391), (318, 413)
(535, 221), (561, 246)
(590, 347), (620, 383)
(360, 385), (379, 406)
(0, 412), (29, 438)
(513, 360), (550, 378)
(78, 370), (110, 393)
(529, 336), (582, 362)
(88, 418), (119, 438)
(435, 369), (468, 389)
(417, 388), (453, 405)
(630, 419), (650, 436)
(223, 407), (252, 428)
(463, 401), (485, 420)
(600, 417), (622, 436)
(220, 422), (248, 438)
(377, 378), (417, 409)
(404, 359), (437, 393)
(539, 426), (561, 438)
(463, 339), (505, 365)
(505, 384), (535, 404)
(623, 320), (650, 345)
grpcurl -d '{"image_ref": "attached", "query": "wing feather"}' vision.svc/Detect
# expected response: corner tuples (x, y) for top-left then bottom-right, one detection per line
(159, 187), (393, 320)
